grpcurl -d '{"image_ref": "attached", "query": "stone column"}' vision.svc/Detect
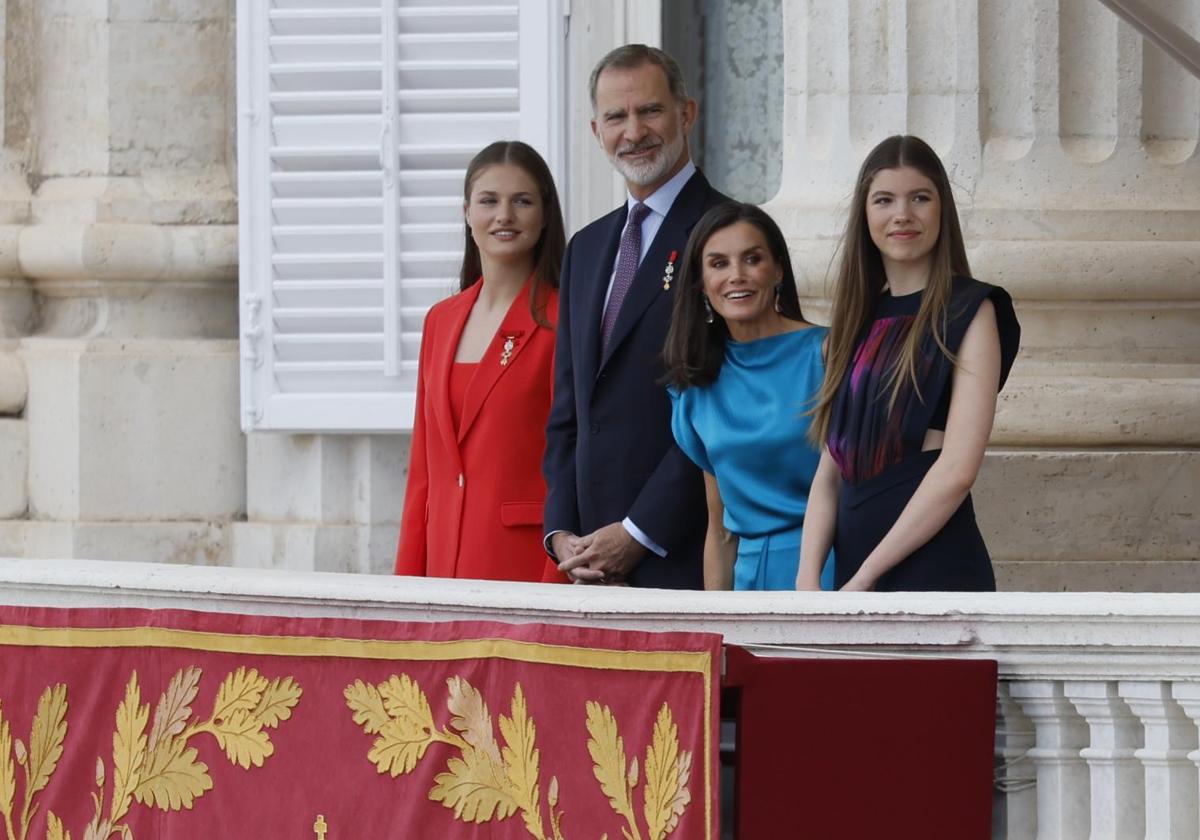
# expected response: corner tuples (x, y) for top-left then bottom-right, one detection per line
(771, 0), (1200, 590)
(6, 1), (243, 563)
(0, 0), (33, 545)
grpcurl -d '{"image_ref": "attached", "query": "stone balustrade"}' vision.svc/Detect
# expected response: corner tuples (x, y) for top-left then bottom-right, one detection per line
(3, 557), (1200, 838)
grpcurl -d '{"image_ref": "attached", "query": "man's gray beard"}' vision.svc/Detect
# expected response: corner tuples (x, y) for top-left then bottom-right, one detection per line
(610, 131), (685, 187)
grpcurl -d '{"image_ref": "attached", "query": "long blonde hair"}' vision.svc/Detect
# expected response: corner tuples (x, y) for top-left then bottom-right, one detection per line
(810, 135), (971, 444)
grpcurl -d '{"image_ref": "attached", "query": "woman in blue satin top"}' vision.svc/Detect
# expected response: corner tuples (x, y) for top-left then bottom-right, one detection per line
(663, 203), (834, 590)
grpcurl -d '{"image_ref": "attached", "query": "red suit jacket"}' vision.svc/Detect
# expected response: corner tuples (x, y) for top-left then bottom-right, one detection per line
(396, 280), (564, 582)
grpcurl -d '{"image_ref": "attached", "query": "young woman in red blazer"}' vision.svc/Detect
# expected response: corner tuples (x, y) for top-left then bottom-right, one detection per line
(396, 141), (567, 582)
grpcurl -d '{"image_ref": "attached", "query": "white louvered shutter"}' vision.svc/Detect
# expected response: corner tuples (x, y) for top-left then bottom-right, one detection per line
(238, 0), (564, 432)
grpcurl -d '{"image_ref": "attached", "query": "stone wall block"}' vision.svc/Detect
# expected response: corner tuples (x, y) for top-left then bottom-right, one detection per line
(23, 338), (244, 521)
(109, 17), (228, 175)
(975, 451), (1198, 565)
(995, 377), (1200, 446)
(35, 8), (109, 176)
(77, 341), (243, 520)
(997, 561), (1200, 594)
(110, 1), (229, 25)
(0, 418), (28, 517)
(247, 433), (408, 527)
(0, 350), (27, 414)
(230, 522), (395, 574)
(22, 340), (81, 520)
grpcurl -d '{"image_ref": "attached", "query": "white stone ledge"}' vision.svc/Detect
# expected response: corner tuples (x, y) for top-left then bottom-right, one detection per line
(2, 558), (1199, 681)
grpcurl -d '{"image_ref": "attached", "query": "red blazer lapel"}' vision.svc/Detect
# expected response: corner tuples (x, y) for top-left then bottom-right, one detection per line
(429, 283), (480, 462)
(456, 281), (538, 444)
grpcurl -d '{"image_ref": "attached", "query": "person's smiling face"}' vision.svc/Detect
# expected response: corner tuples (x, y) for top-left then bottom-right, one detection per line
(701, 221), (784, 334)
(591, 61), (694, 194)
(464, 163), (544, 266)
(865, 166), (942, 274)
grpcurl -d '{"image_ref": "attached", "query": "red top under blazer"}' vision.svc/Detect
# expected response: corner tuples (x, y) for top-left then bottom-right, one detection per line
(396, 279), (565, 582)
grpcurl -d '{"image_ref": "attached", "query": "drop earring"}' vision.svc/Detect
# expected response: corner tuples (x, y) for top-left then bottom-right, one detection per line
(702, 296), (714, 324)
(774, 283), (783, 313)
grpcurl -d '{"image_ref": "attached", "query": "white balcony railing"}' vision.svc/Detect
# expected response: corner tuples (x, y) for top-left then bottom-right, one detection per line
(2, 558), (1199, 839)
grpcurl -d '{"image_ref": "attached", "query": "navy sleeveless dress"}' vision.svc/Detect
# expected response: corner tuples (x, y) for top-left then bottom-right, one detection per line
(826, 277), (1020, 591)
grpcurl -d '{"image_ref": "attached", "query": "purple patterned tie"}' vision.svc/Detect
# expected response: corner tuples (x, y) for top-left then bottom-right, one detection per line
(600, 202), (651, 354)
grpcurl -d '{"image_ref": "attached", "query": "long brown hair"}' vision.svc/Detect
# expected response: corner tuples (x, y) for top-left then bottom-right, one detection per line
(809, 135), (971, 444)
(460, 141), (566, 326)
(663, 202), (806, 389)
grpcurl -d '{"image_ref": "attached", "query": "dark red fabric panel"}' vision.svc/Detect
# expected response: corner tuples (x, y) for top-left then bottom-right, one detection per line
(725, 646), (997, 839)
(0, 606), (721, 839)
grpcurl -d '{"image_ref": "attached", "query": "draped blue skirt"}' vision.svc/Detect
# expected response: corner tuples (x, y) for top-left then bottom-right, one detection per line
(733, 526), (835, 591)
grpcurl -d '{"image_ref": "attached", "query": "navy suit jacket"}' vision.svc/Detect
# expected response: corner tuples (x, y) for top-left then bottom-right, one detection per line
(543, 170), (730, 589)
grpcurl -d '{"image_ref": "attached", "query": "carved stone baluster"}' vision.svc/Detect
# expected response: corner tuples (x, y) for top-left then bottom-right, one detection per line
(995, 682), (1038, 840)
(1009, 680), (1090, 840)
(1169, 682), (1200, 831)
(1063, 681), (1144, 839)
(1119, 681), (1199, 839)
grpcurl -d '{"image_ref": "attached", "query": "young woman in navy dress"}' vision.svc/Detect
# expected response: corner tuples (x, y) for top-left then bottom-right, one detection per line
(798, 135), (1020, 592)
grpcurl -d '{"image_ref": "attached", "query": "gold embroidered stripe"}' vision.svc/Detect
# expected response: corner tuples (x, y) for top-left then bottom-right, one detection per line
(0, 624), (710, 674)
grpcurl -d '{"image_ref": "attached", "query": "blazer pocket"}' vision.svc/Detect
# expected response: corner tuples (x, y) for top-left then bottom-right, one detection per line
(500, 502), (544, 527)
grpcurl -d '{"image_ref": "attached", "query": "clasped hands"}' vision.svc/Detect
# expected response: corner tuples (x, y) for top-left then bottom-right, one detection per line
(553, 522), (643, 584)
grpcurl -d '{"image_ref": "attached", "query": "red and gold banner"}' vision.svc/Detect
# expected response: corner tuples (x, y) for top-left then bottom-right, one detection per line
(0, 607), (720, 839)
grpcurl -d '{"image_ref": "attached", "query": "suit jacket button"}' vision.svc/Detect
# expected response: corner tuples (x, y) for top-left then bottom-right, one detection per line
(589, 423), (599, 435)
(457, 473), (464, 487)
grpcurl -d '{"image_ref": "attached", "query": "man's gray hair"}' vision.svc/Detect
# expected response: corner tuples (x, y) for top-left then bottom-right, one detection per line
(588, 44), (689, 111)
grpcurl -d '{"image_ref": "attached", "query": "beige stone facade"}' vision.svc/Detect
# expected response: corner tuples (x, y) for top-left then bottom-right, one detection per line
(0, 1), (1195, 589)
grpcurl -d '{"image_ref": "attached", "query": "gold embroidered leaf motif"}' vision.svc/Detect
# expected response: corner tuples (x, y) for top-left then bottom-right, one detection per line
(346, 678), (434, 777)
(82, 817), (111, 840)
(642, 703), (689, 840)
(211, 709), (271, 769)
(669, 750), (692, 836)
(27, 684), (69, 802)
(429, 744), (519, 824)
(147, 667), (201, 755)
(498, 683), (542, 838)
(447, 676), (502, 766)
(0, 701), (15, 820)
(585, 702), (633, 819)
(366, 717), (433, 777)
(111, 674), (149, 825)
(133, 741), (213, 810)
(212, 667), (267, 722)
(46, 811), (71, 840)
(252, 677), (302, 729)
(378, 675), (435, 735)
(344, 680), (390, 734)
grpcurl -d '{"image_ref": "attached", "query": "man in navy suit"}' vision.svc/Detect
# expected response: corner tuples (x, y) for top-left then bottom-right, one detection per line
(543, 44), (729, 589)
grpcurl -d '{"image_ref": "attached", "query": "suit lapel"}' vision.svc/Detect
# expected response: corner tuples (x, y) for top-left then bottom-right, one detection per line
(599, 171), (713, 371)
(456, 280), (537, 443)
(430, 283), (479, 463)
(579, 206), (627, 382)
